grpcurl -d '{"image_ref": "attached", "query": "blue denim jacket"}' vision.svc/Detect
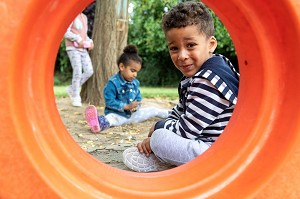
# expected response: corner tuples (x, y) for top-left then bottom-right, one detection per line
(104, 72), (142, 118)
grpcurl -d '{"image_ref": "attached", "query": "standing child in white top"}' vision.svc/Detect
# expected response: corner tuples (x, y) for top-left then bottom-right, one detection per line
(64, 13), (94, 107)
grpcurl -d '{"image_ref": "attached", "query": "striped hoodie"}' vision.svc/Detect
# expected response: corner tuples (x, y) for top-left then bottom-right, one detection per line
(154, 54), (239, 143)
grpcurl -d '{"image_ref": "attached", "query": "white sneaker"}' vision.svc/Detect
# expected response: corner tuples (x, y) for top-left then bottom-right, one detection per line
(66, 86), (74, 101)
(123, 147), (173, 172)
(72, 98), (82, 107)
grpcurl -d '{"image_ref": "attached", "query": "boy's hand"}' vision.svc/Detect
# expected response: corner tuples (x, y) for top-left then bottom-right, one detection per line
(137, 138), (152, 157)
(148, 124), (155, 137)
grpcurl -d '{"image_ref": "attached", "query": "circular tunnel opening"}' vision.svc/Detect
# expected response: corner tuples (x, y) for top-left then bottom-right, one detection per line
(8, 0), (300, 198)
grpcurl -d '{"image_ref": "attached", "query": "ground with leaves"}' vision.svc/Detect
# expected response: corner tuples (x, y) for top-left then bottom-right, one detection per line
(55, 97), (176, 171)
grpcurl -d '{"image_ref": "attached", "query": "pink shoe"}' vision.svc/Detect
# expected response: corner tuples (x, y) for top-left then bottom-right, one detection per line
(85, 105), (101, 133)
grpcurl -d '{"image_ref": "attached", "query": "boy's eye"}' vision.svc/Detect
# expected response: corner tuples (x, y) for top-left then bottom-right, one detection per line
(187, 43), (197, 48)
(169, 46), (178, 52)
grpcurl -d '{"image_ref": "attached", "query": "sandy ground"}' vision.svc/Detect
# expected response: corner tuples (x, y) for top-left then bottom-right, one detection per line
(55, 97), (176, 171)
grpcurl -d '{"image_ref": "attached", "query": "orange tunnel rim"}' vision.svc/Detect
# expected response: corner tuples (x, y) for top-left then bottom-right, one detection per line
(3, 0), (300, 198)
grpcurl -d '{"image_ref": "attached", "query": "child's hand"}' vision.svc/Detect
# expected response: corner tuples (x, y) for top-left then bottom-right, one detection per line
(137, 138), (152, 157)
(124, 100), (142, 112)
(131, 100), (142, 111)
(148, 124), (155, 137)
(77, 41), (84, 48)
(88, 43), (94, 50)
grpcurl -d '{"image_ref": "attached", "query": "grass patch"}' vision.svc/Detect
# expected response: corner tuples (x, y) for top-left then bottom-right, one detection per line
(140, 87), (177, 100)
(53, 86), (68, 98)
(54, 86), (178, 100)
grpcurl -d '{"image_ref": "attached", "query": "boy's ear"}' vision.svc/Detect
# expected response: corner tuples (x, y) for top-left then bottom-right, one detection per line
(209, 36), (218, 53)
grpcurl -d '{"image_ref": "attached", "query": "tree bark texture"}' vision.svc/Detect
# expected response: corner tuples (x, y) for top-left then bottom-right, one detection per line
(116, 0), (129, 57)
(81, 0), (120, 106)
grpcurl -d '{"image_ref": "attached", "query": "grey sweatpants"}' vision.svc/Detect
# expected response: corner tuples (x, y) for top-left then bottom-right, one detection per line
(150, 129), (211, 166)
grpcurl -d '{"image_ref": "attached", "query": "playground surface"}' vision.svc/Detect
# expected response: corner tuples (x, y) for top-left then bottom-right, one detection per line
(55, 97), (176, 171)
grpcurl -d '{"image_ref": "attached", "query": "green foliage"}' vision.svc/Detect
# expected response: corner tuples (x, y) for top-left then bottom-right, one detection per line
(211, 11), (238, 67)
(54, 41), (72, 85)
(128, 0), (182, 87)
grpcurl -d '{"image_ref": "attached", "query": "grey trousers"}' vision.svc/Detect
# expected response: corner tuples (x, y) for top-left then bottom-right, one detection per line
(150, 129), (211, 166)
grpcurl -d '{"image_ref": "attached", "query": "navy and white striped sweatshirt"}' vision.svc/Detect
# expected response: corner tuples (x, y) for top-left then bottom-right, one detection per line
(154, 54), (239, 143)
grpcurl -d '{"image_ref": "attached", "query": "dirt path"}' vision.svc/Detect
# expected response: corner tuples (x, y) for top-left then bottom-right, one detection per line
(55, 97), (176, 171)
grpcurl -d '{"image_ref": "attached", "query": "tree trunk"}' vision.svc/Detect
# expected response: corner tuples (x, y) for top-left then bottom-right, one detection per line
(116, 0), (129, 57)
(81, 0), (119, 106)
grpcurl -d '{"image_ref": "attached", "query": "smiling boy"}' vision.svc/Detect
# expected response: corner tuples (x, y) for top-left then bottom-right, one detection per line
(123, 1), (240, 172)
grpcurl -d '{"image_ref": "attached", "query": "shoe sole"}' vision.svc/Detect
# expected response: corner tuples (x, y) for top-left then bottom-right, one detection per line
(72, 102), (82, 107)
(123, 147), (163, 172)
(85, 105), (101, 133)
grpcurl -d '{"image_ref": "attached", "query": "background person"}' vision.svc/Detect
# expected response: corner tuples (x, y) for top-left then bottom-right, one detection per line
(64, 12), (94, 107)
(85, 45), (169, 133)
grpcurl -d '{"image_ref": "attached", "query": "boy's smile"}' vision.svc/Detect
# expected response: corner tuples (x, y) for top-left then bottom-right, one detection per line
(165, 25), (217, 77)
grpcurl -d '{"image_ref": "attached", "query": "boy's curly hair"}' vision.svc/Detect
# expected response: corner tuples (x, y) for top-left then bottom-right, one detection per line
(162, 1), (214, 37)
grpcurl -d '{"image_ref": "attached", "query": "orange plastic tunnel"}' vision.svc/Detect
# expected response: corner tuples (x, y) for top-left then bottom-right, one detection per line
(1, 0), (300, 198)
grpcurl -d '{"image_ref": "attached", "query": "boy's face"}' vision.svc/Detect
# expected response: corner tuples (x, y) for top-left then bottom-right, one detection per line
(165, 25), (217, 77)
(119, 60), (141, 82)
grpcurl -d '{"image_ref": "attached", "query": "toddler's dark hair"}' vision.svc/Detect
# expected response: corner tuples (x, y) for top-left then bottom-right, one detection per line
(117, 44), (142, 66)
(162, 1), (214, 37)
